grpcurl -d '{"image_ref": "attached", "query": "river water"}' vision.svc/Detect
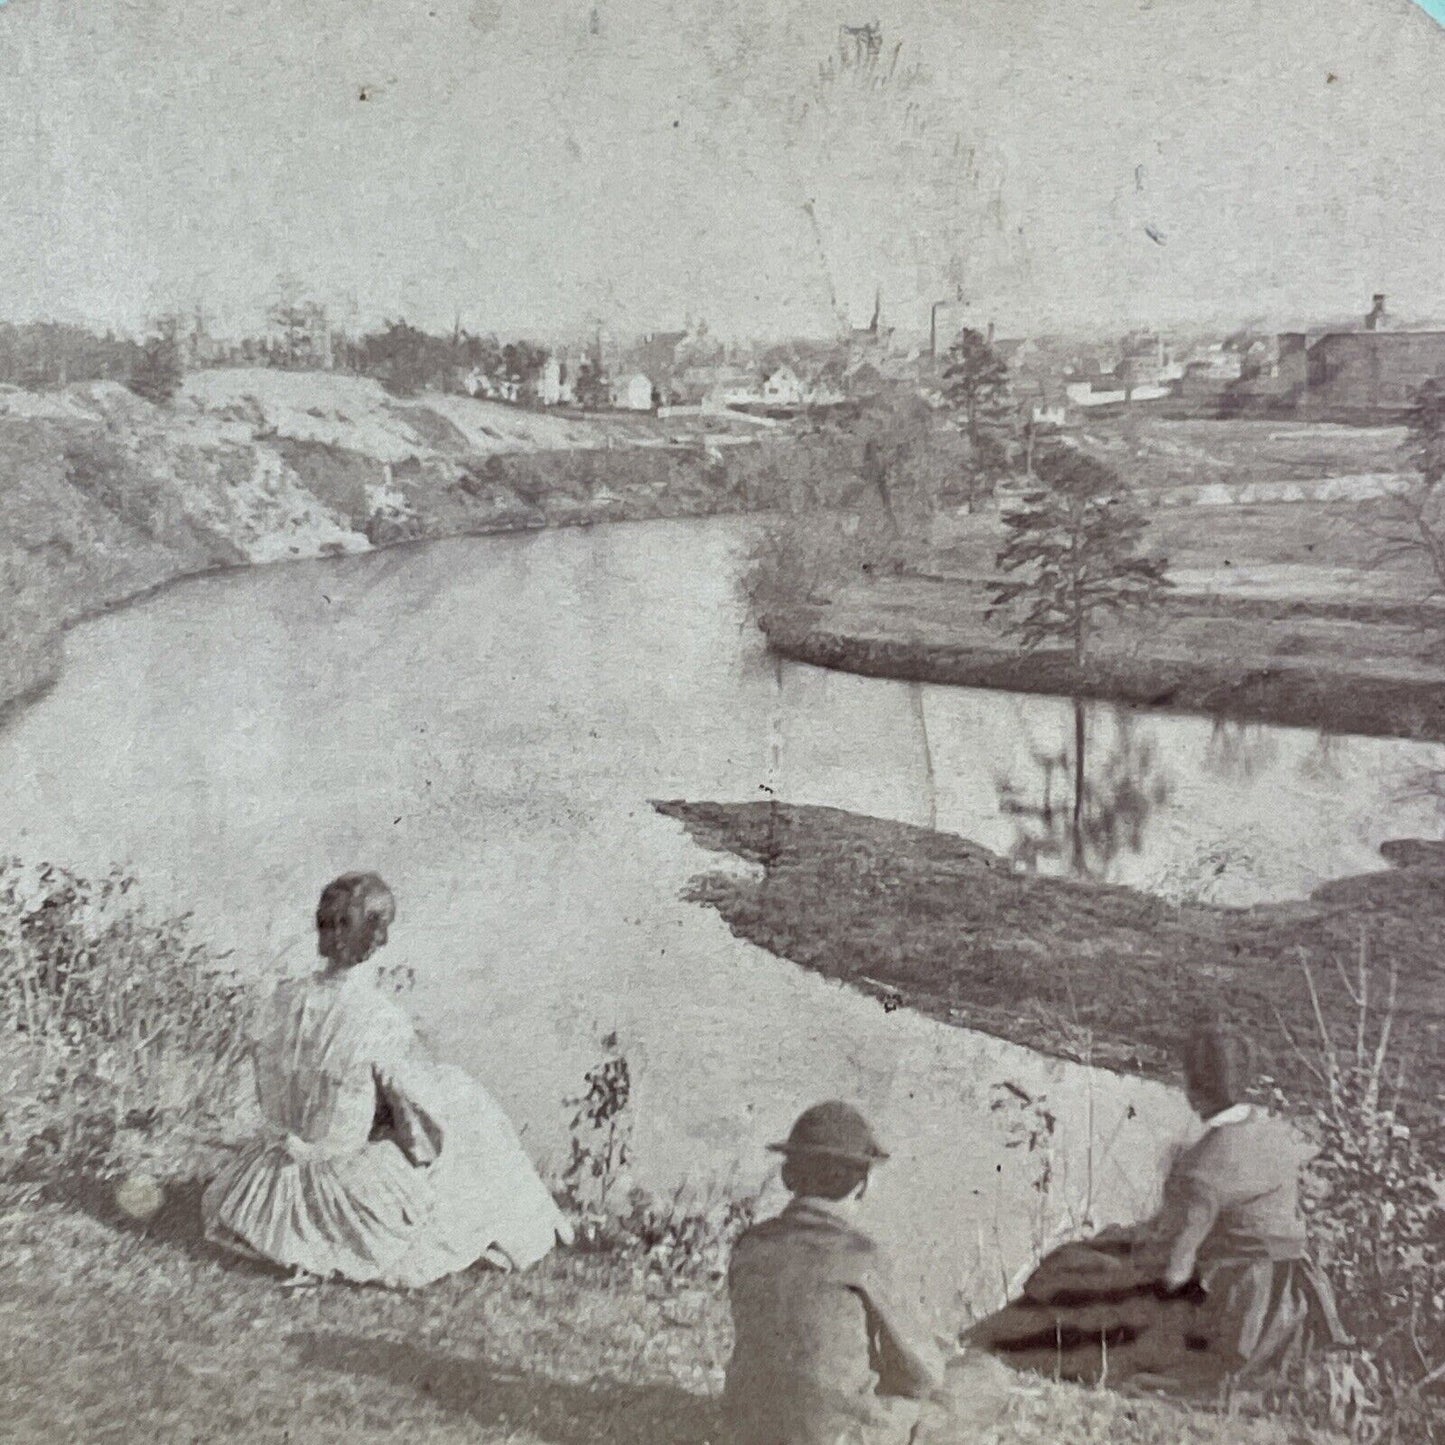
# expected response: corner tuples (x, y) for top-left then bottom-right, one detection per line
(2, 517), (1440, 1321)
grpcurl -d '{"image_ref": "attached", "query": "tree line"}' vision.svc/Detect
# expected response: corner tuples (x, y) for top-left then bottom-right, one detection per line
(0, 309), (555, 407)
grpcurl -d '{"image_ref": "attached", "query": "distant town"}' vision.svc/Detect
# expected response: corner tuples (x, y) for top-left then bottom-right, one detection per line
(3, 289), (1443, 430)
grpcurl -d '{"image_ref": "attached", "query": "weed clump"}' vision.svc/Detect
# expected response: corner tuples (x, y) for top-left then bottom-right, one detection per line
(555, 1032), (757, 1283)
(1272, 943), (1445, 1443)
(0, 861), (249, 1185)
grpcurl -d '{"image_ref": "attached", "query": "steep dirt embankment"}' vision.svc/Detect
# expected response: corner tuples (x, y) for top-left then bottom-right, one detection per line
(0, 369), (812, 718)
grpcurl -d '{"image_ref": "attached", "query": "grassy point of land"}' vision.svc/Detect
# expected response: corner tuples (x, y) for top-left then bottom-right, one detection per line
(653, 799), (1445, 1114)
(754, 415), (1445, 741)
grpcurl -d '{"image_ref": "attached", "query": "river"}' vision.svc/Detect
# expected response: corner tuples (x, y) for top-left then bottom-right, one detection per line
(2, 516), (1440, 1321)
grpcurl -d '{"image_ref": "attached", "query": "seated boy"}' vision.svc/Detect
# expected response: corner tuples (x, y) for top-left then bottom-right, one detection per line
(722, 1101), (943, 1445)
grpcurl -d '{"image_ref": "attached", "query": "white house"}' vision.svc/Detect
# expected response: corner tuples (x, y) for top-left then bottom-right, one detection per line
(762, 365), (804, 407)
(804, 378), (848, 407)
(613, 373), (654, 411)
(539, 356), (563, 406)
(1031, 403), (1071, 428)
(1065, 378), (1172, 408)
(463, 366), (498, 399)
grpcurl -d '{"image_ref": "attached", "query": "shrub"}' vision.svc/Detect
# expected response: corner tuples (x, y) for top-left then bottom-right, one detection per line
(555, 1035), (758, 1282)
(557, 1031), (635, 1227)
(61, 436), (182, 542)
(0, 861), (249, 1181)
(611, 1180), (757, 1283)
(741, 511), (906, 622)
(1272, 941), (1445, 1442)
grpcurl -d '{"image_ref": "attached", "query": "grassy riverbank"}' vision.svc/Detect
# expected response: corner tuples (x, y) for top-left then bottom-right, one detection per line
(761, 591), (1445, 741)
(654, 800), (1445, 1115)
(651, 801), (1444, 1435)
(0, 858), (1339, 1443)
(757, 500), (1445, 741)
(753, 414), (1445, 741)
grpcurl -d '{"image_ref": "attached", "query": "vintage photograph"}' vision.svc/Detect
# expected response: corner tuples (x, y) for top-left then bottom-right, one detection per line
(1, 1), (1443, 1440)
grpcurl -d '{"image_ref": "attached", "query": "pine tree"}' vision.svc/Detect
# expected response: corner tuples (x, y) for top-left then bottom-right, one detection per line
(941, 327), (1014, 510)
(989, 446), (1171, 666)
(942, 328), (1013, 448)
(127, 334), (184, 404)
(1406, 376), (1445, 491)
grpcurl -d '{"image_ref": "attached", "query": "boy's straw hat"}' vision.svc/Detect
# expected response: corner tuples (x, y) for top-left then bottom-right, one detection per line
(768, 1101), (889, 1166)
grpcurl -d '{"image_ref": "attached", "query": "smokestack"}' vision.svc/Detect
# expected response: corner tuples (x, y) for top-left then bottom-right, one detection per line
(986, 320), (995, 345)
(1366, 294), (1387, 331)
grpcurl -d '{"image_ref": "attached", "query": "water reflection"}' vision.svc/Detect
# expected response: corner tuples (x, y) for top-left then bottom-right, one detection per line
(1203, 718), (1279, 783)
(1300, 729), (1345, 785)
(997, 700), (1173, 878)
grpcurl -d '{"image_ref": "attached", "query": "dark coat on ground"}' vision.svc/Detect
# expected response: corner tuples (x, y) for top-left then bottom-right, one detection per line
(966, 1108), (1346, 1392)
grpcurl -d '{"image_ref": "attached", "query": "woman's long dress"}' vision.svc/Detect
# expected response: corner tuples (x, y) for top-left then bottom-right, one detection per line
(966, 1107), (1346, 1391)
(202, 967), (571, 1287)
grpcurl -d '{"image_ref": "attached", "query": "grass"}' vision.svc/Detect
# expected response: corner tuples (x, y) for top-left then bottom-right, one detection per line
(655, 798), (1445, 1439)
(746, 412), (1445, 741)
(0, 859), (1340, 1443)
(1078, 416), (1408, 492)
(0, 1181), (1312, 1444)
(651, 801), (1445, 1120)
(755, 489), (1445, 741)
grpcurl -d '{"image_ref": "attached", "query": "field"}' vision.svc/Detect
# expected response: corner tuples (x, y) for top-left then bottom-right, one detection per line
(753, 416), (1445, 740)
(1074, 416), (1407, 492)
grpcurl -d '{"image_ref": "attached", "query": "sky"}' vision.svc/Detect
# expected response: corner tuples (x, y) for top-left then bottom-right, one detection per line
(2, 0), (1445, 342)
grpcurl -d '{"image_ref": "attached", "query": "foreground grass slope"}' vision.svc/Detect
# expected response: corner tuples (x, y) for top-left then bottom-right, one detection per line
(0, 857), (1330, 1443)
(0, 1184), (1305, 1445)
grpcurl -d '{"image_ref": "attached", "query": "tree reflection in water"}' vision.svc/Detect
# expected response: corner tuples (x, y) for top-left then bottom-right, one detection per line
(996, 699), (1172, 878)
(1203, 717), (1279, 783)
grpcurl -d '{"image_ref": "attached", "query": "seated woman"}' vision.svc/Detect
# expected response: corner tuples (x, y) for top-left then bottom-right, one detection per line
(203, 872), (572, 1288)
(966, 1025), (1346, 1393)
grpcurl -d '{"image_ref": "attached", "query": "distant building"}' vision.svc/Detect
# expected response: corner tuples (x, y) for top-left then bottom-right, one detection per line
(762, 365), (805, 407)
(613, 372), (654, 411)
(538, 355), (576, 407)
(463, 366), (498, 399)
(620, 330), (688, 401)
(993, 337), (1038, 372)
(1170, 296), (1445, 419)
(848, 290), (896, 352)
(1032, 402), (1071, 428)
(1294, 328), (1445, 415)
(1064, 373), (1172, 408)
(673, 362), (756, 407)
(1117, 331), (1184, 388)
